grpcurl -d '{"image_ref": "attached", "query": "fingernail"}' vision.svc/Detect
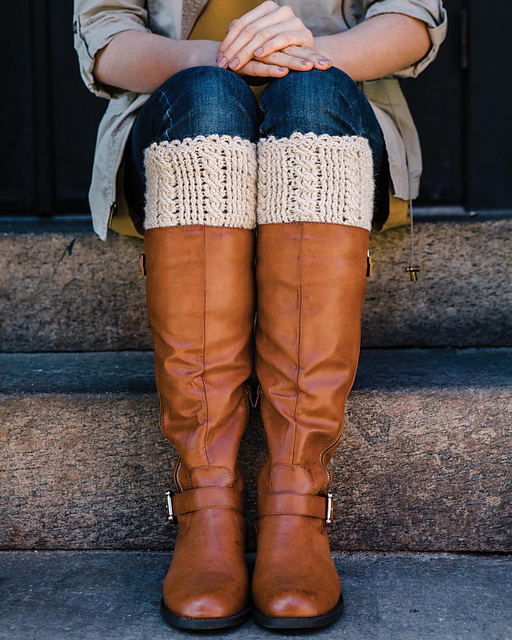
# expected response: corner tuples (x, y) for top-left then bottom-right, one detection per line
(254, 47), (264, 56)
(279, 67), (287, 73)
(218, 56), (227, 68)
(301, 59), (311, 66)
(318, 58), (332, 66)
(228, 57), (240, 69)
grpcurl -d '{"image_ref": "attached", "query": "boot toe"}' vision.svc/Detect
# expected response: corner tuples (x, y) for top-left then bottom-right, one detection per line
(170, 593), (231, 619)
(164, 575), (247, 620)
(253, 573), (341, 620)
(264, 591), (325, 619)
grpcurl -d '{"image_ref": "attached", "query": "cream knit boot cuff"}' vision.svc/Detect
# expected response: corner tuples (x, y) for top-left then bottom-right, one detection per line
(144, 134), (257, 230)
(257, 132), (374, 231)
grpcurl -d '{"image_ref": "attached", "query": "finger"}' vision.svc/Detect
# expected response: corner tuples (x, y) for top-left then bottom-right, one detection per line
(217, 0), (280, 55)
(236, 59), (289, 78)
(261, 51), (314, 71)
(236, 27), (313, 60)
(282, 45), (332, 69)
(218, 10), (299, 68)
(221, 19), (307, 70)
(218, 9), (294, 65)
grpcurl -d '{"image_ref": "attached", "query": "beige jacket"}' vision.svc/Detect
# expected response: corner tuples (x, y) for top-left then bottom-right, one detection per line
(74, 0), (447, 240)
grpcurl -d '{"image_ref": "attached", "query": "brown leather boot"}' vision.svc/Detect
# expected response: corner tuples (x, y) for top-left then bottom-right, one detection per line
(251, 221), (369, 629)
(145, 225), (255, 630)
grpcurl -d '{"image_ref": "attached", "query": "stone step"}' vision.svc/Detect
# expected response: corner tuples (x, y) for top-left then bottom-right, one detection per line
(1, 349), (510, 552)
(1, 217), (511, 352)
(1, 551), (511, 640)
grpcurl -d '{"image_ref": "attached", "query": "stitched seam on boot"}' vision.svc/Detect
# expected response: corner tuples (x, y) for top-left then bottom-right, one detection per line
(291, 223), (304, 465)
(263, 491), (318, 497)
(201, 226), (210, 465)
(231, 508), (245, 533)
(174, 458), (184, 493)
(180, 512), (193, 536)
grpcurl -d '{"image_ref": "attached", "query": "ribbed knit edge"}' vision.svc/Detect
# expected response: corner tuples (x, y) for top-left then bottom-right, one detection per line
(257, 132), (374, 231)
(144, 135), (258, 230)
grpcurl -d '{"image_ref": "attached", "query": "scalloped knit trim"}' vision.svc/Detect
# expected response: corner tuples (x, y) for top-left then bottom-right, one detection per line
(257, 132), (374, 231)
(144, 135), (257, 230)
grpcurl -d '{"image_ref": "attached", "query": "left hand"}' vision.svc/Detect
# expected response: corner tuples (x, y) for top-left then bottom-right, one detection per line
(216, 1), (331, 72)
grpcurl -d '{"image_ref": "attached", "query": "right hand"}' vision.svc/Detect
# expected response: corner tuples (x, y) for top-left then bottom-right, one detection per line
(233, 45), (334, 81)
(215, 1), (332, 79)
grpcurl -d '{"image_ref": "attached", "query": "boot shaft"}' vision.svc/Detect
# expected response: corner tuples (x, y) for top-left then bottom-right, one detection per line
(145, 225), (256, 486)
(256, 222), (369, 495)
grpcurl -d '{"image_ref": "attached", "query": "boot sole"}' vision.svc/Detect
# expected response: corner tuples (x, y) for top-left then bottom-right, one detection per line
(160, 598), (251, 630)
(252, 594), (343, 629)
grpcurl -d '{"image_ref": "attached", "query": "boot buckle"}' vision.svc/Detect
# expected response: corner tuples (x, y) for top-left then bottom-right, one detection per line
(165, 490), (175, 523)
(326, 493), (334, 524)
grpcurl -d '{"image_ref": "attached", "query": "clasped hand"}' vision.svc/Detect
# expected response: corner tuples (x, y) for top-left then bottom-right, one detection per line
(216, 0), (332, 80)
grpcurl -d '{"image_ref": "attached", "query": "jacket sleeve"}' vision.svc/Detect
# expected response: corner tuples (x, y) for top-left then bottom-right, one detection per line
(364, 0), (447, 78)
(73, 0), (151, 98)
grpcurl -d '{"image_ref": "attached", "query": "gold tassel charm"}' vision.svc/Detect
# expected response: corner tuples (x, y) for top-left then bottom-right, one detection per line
(406, 265), (420, 282)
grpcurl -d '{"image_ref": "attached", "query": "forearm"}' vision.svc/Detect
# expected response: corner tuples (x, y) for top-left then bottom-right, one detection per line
(94, 30), (220, 94)
(315, 14), (431, 82)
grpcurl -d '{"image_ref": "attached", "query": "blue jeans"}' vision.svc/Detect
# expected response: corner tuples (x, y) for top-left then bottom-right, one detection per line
(125, 65), (388, 233)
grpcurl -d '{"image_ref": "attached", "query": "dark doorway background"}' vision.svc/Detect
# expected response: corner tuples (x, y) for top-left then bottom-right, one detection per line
(1, 1), (511, 217)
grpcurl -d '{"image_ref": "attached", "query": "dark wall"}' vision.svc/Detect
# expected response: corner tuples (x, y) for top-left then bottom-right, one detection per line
(1, 0), (510, 215)
(1, 0), (105, 215)
(401, 0), (464, 205)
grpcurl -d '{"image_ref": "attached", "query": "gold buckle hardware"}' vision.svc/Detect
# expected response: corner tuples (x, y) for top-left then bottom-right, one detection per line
(165, 490), (175, 523)
(326, 493), (334, 524)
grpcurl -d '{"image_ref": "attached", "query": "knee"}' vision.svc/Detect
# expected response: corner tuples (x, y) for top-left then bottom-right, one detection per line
(157, 66), (260, 141)
(260, 67), (367, 138)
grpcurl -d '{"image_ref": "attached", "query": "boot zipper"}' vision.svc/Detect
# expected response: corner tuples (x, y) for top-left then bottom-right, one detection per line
(319, 431), (343, 484)
(175, 459), (184, 493)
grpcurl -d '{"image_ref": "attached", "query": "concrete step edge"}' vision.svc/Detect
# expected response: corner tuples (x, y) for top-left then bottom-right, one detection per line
(0, 348), (511, 396)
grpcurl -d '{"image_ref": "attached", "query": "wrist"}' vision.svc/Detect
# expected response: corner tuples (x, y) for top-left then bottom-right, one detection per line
(314, 35), (336, 66)
(188, 40), (222, 68)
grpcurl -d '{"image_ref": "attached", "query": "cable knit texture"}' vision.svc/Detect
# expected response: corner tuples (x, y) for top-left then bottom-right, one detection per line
(144, 135), (258, 230)
(257, 132), (374, 231)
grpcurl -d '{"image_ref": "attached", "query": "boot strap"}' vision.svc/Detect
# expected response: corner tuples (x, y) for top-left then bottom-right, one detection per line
(257, 493), (334, 523)
(166, 487), (245, 522)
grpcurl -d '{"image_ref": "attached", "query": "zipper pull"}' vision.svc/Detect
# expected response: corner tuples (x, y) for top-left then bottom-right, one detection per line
(245, 384), (262, 409)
